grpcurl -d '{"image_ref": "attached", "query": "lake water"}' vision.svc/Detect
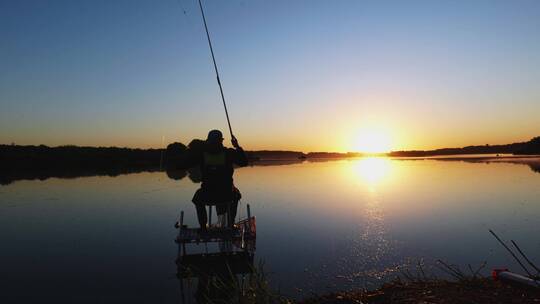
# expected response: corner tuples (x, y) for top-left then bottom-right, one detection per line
(1, 157), (540, 303)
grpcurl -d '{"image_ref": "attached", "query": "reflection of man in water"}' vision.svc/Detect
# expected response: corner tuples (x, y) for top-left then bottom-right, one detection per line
(181, 130), (248, 231)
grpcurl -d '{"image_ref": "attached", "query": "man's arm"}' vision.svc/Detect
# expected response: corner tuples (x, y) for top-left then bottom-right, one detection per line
(231, 136), (248, 167)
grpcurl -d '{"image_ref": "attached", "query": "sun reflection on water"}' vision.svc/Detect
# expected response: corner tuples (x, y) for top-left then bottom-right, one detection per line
(336, 157), (402, 285)
(351, 157), (392, 188)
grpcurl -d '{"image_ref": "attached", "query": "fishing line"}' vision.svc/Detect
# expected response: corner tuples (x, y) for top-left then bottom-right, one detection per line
(197, 0), (235, 139)
(174, 0), (236, 139)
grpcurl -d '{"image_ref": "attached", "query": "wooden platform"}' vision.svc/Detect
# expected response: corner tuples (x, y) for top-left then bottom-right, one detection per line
(176, 226), (241, 243)
(175, 216), (256, 245)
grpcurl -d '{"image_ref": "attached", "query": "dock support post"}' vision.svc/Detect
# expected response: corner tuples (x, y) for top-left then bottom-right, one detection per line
(227, 202), (231, 227)
(180, 210), (185, 255)
(208, 205), (212, 227)
(180, 211), (184, 228)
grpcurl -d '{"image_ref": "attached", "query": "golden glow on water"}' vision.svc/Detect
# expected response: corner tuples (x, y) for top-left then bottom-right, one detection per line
(351, 157), (393, 188)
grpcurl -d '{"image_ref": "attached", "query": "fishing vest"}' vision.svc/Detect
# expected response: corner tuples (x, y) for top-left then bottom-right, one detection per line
(203, 151), (226, 167)
(201, 151), (233, 189)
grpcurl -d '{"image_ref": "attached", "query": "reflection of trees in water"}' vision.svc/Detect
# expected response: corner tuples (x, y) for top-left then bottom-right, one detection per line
(166, 168), (187, 181)
(3, 158), (539, 186)
(528, 163), (540, 174)
(168, 161), (306, 183)
(188, 167), (202, 183)
(448, 158), (540, 175)
(0, 167), (160, 186)
(164, 167), (202, 183)
(490, 160), (540, 174)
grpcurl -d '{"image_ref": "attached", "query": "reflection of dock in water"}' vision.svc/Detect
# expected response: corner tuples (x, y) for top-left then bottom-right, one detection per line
(174, 204), (256, 304)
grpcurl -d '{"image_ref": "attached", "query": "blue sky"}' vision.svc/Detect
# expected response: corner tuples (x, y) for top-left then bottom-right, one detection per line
(1, 0), (539, 151)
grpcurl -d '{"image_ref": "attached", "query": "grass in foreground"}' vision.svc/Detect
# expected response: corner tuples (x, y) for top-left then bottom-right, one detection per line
(193, 260), (540, 304)
(299, 277), (540, 304)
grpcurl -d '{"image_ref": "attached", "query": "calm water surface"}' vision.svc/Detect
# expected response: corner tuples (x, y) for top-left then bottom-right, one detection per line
(1, 157), (540, 302)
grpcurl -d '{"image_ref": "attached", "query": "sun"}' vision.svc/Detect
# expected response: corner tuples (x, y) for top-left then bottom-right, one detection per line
(352, 129), (392, 153)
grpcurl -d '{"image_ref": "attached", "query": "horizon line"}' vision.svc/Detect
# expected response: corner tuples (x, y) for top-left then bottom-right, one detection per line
(2, 135), (537, 155)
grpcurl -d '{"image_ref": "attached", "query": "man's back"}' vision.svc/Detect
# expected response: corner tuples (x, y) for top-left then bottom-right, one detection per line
(199, 146), (247, 191)
(179, 130), (248, 229)
(178, 132), (248, 192)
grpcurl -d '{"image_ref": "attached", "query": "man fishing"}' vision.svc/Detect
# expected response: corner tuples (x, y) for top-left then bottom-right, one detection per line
(173, 0), (249, 232)
(181, 130), (248, 232)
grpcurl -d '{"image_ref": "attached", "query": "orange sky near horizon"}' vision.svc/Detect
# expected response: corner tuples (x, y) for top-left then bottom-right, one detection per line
(3, 119), (538, 153)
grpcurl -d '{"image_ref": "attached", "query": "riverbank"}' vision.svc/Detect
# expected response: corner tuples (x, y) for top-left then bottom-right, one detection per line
(299, 278), (540, 304)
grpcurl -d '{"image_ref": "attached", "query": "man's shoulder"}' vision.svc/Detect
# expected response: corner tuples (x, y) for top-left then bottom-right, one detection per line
(223, 147), (236, 156)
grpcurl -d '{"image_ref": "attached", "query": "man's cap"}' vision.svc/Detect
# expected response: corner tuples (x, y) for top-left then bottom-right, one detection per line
(207, 129), (223, 142)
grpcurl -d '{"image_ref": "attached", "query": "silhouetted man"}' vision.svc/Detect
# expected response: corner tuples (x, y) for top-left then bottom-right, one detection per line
(181, 130), (248, 231)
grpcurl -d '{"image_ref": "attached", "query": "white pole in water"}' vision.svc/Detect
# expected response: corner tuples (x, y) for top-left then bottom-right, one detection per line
(175, 210), (184, 229)
(180, 211), (185, 255)
(227, 202), (231, 227)
(180, 211), (184, 228)
(176, 211), (184, 235)
(497, 271), (540, 287)
(159, 135), (165, 171)
(208, 205), (212, 227)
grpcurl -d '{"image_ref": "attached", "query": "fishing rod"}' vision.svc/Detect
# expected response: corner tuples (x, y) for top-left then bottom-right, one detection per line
(197, 0), (235, 139)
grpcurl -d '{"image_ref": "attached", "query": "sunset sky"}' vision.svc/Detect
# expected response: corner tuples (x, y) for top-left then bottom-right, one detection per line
(1, 0), (539, 152)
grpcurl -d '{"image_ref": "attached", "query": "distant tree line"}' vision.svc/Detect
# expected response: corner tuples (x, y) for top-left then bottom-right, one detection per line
(0, 144), (164, 185)
(515, 137), (540, 155)
(389, 137), (540, 157)
(0, 144), (162, 170)
(2, 136), (538, 185)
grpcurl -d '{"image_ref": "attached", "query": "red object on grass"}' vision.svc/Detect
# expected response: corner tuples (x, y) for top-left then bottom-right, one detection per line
(492, 268), (509, 281)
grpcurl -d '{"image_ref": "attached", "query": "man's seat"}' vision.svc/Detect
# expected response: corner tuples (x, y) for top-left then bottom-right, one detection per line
(174, 204), (255, 246)
(208, 203), (234, 228)
(191, 186), (241, 229)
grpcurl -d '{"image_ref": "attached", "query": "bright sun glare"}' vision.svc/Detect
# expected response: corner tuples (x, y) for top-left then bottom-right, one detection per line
(352, 157), (392, 186)
(353, 129), (393, 153)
